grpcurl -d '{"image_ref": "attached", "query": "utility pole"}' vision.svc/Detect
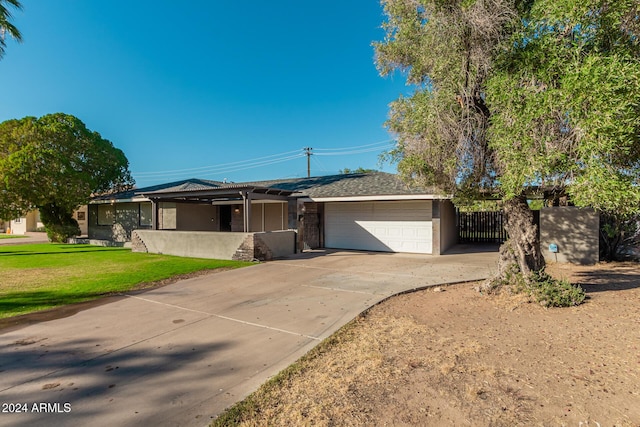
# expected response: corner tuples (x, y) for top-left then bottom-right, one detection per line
(303, 147), (313, 177)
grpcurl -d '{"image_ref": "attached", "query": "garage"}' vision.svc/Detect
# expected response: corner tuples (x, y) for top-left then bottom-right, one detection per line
(324, 200), (433, 254)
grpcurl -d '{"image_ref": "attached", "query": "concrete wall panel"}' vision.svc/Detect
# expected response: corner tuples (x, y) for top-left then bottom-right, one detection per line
(540, 207), (599, 265)
(176, 203), (219, 231)
(256, 230), (296, 258)
(132, 230), (296, 260)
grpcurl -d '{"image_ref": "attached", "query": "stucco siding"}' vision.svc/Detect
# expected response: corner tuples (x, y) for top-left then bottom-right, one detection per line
(176, 203), (219, 231)
(540, 207), (599, 264)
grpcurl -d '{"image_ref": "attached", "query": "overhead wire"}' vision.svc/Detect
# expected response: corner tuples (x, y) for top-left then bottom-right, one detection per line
(312, 139), (394, 151)
(134, 149), (302, 176)
(135, 154), (305, 181)
(314, 146), (392, 156)
(132, 139), (396, 183)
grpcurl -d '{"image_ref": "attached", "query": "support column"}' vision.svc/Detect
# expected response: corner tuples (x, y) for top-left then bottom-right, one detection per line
(151, 200), (157, 230)
(245, 192), (252, 232)
(432, 200), (441, 255)
(241, 191), (253, 232)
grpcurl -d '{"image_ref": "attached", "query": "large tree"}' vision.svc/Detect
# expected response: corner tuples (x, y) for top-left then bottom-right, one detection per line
(375, 0), (640, 288)
(0, 113), (134, 241)
(0, 0), (22, 59)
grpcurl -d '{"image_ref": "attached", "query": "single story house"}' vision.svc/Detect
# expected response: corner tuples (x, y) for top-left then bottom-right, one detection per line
(2, 210), (44, 235)
(88, 172), (457, 259)
(2, 207), (89, 236)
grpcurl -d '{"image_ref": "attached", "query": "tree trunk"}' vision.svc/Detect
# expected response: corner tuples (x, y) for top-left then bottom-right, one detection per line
(493, 196), (545, 283)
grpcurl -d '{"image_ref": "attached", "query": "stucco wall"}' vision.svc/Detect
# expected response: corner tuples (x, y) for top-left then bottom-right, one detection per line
(75, 206), (89, 236)
(250, 204), (263, 232)
(158, 202), (176, 229)
(264, 203), (286, 231)
(9, 217), (27, 235)
(132, 230), (296, 261)
(257, 230), (297, 258)
(176, 203), (219, 231)
(431, 200), (457, 255)
(133, 230), (249, 259)
(8, 211), (42, 235)
(540, 207), (599, 264)
(236, 202), (287, 232)
(439, 199), (457, 254)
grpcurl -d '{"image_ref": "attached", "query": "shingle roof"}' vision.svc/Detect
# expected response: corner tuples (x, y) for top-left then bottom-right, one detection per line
(94, 172), (442, 202)
(244, 172), (440, 198)
(145, 179), (225, 194)
(92, 178), (224, 201)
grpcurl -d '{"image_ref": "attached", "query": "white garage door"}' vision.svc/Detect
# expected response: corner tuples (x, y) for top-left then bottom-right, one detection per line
(324, 201), (432, 254)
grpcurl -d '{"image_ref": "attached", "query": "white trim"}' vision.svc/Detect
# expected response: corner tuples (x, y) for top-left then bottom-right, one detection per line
(301, 194), (450, 202)
(92, 196), (150, 204)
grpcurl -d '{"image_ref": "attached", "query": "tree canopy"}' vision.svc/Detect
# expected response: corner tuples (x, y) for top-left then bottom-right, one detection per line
(375, 0), (640, 293)
(488, 0), (640, 215)
(0, 113), (133, 240)
(376, 0), (640, 211)
(0, 0), (22, 59)
(340, 167), (378, 174)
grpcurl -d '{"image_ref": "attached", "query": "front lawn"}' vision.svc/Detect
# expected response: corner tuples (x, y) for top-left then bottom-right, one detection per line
(0, 243), (253, 319)
(0, 234), (27, 239)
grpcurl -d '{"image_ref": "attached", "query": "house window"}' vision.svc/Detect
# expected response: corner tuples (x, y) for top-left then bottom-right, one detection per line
(139, 203), (152, 227)
(13, 217), (21, 223)
(77, 212), (86, 221)
(97, 205), (115, 226)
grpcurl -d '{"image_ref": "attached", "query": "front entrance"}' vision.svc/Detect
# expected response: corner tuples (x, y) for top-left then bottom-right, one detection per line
(219, 205), (232, 232)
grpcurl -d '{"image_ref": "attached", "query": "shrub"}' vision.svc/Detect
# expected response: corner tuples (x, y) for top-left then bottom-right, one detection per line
(45, 223), (80, 243)
(482, 267), (586, 307)
(515, 271), (586, 307)
(529, 272), (586, 307)
(600, 212), (640, 261)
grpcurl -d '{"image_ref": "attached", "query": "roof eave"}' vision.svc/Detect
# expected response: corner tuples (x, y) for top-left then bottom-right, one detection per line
(300, 194), (451, 202)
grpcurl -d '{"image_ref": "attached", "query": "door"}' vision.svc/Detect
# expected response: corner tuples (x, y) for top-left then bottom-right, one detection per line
(324, 201), (432, 254)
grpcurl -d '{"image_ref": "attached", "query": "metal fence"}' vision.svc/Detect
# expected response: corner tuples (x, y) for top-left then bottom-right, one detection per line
(457, 210), (508, 243)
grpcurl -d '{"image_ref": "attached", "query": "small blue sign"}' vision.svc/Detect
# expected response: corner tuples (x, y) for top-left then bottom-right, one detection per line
(549, 243), (558, 253)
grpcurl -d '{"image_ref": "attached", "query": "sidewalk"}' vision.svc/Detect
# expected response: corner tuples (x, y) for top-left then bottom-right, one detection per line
(0, 232), (50, 246)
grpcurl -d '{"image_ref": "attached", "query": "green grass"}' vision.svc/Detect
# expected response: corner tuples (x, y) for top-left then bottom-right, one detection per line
(0, 243), (254, 319)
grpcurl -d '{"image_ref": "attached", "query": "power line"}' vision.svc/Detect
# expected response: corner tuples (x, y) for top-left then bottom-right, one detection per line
(135, 153), (305, 180)
(315, 146), (392, 156)
(132, 139), (396, 181)
(313, 139), (394, 151)
(134, 149), (302, 176)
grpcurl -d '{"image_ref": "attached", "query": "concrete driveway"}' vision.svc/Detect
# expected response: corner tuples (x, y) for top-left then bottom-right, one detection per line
(0, 248), (497, 427)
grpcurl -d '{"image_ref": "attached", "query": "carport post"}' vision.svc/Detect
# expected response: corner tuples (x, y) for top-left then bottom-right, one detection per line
(151, 200), (157, 230)
(241, 191), (252, 232)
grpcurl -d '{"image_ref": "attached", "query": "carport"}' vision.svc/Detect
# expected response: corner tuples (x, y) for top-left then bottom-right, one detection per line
(138, 182), (298, 233)
(124, 183), (300, 261)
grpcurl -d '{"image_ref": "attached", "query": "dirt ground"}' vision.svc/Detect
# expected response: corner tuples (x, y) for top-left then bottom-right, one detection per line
(225, 262), (640, 426)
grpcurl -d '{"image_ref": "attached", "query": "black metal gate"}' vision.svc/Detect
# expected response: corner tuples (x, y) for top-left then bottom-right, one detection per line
(456, 210), (507, 243)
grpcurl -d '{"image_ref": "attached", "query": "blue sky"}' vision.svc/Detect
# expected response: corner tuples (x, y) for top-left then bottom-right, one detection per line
(0, 1), (410, 187)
